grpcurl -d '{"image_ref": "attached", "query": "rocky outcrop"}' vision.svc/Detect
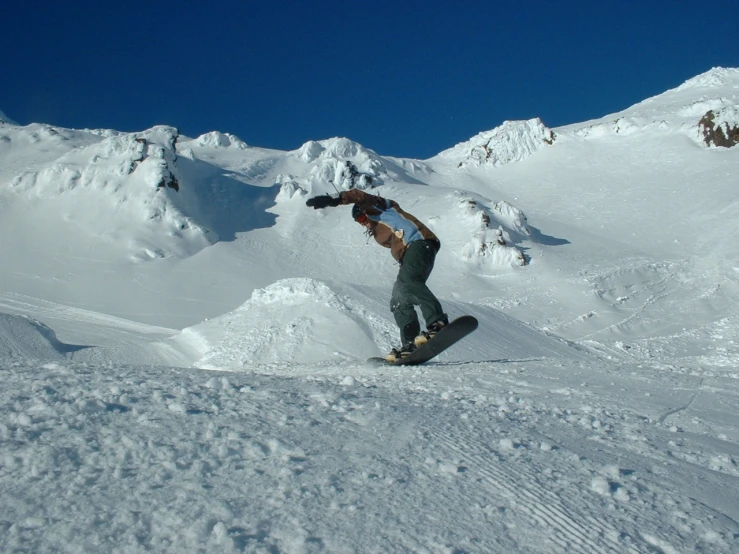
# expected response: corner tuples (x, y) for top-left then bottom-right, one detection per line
(456, 197), (529, 268)
(437, 118), (555, 168)
(699, 108), (739, 147)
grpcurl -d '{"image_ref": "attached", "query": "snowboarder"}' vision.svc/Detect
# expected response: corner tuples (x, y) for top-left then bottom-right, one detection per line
(306, 189), (448, 361)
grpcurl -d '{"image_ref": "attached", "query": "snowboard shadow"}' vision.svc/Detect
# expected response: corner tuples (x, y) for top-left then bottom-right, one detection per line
(426, 357), (546, 367)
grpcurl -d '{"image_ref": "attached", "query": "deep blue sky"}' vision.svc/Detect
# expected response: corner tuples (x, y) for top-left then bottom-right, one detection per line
(3, 0), (738, 158)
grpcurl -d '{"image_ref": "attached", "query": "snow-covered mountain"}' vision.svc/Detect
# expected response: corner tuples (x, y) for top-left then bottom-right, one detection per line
(1, 67), (738, 553)
(0, 109), (17, 125)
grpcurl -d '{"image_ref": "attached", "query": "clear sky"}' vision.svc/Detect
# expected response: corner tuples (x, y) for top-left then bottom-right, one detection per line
(3, 0), (738, 159)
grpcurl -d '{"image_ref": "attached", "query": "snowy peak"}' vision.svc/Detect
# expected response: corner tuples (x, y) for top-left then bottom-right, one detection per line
(296, 137), (371, 162)
(563, 66), (739, 147)
(674, 66), (739, 91)
(678, 69), (739, 148)
(0, 109), (18, 125)
(429, 67), (739, 160)
(293, 137), (386, 189)
(435, 118), (555, 167)
(191, 131), (249, 149)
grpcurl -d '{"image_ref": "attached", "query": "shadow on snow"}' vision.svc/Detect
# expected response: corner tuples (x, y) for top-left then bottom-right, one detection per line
(177, 156), (280, 242)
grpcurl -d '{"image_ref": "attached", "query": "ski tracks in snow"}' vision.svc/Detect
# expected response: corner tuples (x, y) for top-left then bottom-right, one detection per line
(368, 359), (739, 553)
(1, 358), (737, 553)
(428, 424), (620, 553)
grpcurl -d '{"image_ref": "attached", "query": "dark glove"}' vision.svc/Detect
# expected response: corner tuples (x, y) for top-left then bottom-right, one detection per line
(306, 194), (340, 209)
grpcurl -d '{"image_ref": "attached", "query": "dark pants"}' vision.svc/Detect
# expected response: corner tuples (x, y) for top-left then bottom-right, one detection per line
(390, 240), (446, 345)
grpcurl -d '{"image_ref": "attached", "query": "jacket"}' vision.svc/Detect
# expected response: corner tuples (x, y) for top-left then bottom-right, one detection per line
(339, 189), (439, 262)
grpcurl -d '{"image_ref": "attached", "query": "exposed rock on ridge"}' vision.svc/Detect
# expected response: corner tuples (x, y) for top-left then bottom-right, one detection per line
(437, 118), (555, 168)
(699, 107), (739, 147)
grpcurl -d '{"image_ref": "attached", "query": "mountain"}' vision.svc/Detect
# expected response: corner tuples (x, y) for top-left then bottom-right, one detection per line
(0, 68), (738, 553)
(1, 66), (738, 362)
(0, 109), (17, 125)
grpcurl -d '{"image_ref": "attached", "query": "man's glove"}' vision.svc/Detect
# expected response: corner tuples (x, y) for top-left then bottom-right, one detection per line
(306, 194), (340, 209)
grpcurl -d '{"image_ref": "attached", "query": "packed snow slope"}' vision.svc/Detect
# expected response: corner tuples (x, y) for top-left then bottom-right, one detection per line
(0, 67), (738, 552)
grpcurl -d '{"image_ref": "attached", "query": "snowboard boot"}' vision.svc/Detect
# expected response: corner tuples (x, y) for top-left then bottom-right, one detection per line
(414, 317), (449, 346)
(386, 342), (417, 363)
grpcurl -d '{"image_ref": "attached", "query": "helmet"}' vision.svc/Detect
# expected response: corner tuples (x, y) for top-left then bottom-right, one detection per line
(351, 204), (365, 221)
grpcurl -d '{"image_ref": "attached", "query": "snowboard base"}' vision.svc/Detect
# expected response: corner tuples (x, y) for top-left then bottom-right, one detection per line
(368, 315), (478, 366)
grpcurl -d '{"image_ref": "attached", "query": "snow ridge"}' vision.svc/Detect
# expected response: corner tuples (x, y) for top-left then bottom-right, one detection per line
(437, 118), (555, 167)
(675, 66), (739, 91)
(0, 110), (18, 125)
(6, 125), (211, 260)
(564, 67), (739, 145)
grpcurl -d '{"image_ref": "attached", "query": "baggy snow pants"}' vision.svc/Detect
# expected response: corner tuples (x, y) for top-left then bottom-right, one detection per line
(390, 239), (446, 345)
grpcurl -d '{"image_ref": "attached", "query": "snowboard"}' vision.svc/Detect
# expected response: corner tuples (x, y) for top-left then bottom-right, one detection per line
(368, 315), (478, 366)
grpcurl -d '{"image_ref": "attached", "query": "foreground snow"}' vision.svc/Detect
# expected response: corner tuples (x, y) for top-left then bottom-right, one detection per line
(2, 352), (738, 553)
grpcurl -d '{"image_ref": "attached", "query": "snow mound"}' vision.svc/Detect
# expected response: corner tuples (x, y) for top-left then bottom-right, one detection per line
(437, 118), (554, 167)
(295, 138), (388, 191)
(179, 278), (386, 369)
(0, 313), (72, 361)
(175, 277), (584, 368)
(442, 194), (529, 269)
(193, 131), (248, 149)
(296, 137), (373, 162)
(274, 138), (428, 198)
(274, 178), (307, 201)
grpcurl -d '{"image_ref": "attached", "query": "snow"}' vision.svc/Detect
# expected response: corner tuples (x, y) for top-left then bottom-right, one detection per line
(0, 110), (18, 125)
(1, 67), (739, 552)
(435, 118), (555, 167)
